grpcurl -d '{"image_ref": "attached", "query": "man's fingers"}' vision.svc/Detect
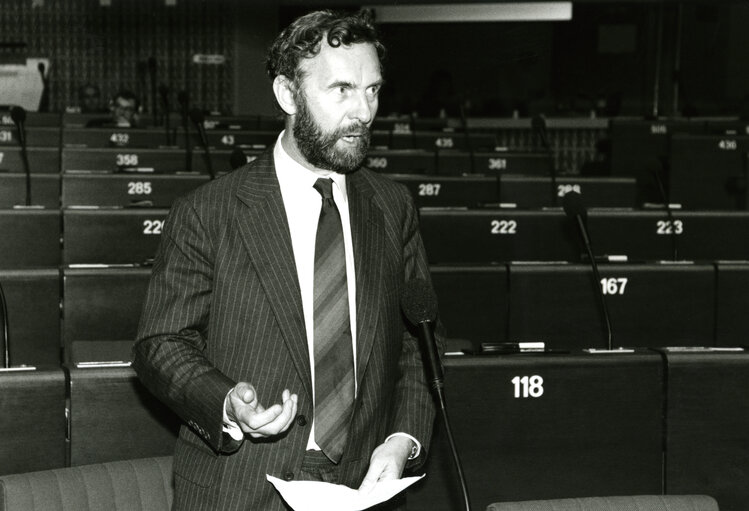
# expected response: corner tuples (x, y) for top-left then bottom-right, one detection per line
(358, 459), (384, 493)
(233, 382), (258, 407)
(247, 393), (298, 437)
(246, 403), (284, 430)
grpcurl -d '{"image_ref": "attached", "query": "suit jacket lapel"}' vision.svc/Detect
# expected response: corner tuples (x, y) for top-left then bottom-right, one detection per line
(347, 171), (385, 391)
(234, 151), (312, 400)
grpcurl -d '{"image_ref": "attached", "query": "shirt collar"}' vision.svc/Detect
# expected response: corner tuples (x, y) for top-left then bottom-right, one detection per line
(273, 131), (348, 202)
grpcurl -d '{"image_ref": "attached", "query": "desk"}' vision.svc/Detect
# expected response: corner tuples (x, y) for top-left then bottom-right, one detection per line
(409, 352), (664, 510)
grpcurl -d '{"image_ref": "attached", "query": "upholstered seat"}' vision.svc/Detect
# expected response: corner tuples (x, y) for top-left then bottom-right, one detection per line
(0, 456), (173, 511)
(487, 495), (719, 511)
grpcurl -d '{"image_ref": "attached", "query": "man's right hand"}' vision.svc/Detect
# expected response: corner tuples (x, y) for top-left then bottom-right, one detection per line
(226, 382), (298, 438)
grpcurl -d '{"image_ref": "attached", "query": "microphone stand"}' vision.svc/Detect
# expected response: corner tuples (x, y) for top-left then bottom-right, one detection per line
(11, 106), (32, 206)
(652, 165), (678, 260)
(0, 280), (9, 368)
(420, 322), (472, 511)
(532, 115), (557, 206)
(564, 192), (613, 350)
(21, 138), (31, 207)
(178, 91), (192, 172)
(575, 216), (613, 350)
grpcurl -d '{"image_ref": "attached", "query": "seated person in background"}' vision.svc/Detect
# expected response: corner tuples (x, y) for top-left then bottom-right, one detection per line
(78, 83), (107, 114)
(86, 89), (142, 128)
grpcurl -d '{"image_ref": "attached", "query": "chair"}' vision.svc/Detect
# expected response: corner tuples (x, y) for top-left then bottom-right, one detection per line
(62, 208), (168, 265)
(487, 495), (719, 511)
(0, 209), (61, 269)
(662, 350), (749, 511)
(0, 368), (67, 475)
(62, 173), (207, 208)
(506, 262), (716, 350)
(63, 267), (151, 364)
(407, 353), (664, 511)
(67, 365), (180, 466)
(1, 268), (61, 366)
(0, 456), (173, 511)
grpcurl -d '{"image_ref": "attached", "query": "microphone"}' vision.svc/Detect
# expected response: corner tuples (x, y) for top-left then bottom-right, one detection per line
(37, 62), (49, 112)
(401, 279), (471, 511)
(158, 84), (172, 145)
(531, 114), (558, 206)
(562, 191), (613, 350)
(189, 108), (215, 180)
(148, 57), (158, 125)
(647, 158), (678, 261)
(177, 91), (192, 172)
(401, 279), (443, 390)
(230, 147), (248, 170)
(10, 106), (32, 207)
(137, 61), (148, 114)
(0, 280), (9, 368)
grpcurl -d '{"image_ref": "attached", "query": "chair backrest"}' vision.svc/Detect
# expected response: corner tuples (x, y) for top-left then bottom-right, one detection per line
(0, 456), (173, 511)
(487, 495), (719, 511)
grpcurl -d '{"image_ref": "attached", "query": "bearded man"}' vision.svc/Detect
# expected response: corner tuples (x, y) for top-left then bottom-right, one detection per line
(133, 9), (441, 511)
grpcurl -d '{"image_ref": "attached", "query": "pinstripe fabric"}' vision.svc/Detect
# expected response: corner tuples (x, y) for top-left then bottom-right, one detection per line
(132, 149), (441, 511)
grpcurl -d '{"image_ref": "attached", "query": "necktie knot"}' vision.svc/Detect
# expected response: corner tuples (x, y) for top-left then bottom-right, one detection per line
(314, 178), (335, 206)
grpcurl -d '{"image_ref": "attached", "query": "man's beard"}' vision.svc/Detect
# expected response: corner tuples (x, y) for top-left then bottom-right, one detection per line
(292, 93), (371, 174)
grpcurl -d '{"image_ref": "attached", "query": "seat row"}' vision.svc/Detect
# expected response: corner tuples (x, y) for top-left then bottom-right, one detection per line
(3, 349), (748, 511)
(0, 124), (498, 151)
(1, 145), (550, 175)
(0, 171), (637, 210)
(2, 207), (748, 270)
(0, 364), (178, 476)
(3, 262), (748, 368)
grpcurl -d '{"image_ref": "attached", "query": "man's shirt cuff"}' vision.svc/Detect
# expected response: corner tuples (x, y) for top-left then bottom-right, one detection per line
(385, 432), (421, 460)
(223, 388), (245, 441)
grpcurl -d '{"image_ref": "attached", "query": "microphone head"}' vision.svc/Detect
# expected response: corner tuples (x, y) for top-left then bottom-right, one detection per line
(400, 279), (438, 325)
(562, 190), (587, 220)
(10, 106), (26, 125)
(189, 107), (205, 125)
(230, 148), (247, 169)
(531, 114), (547, 132)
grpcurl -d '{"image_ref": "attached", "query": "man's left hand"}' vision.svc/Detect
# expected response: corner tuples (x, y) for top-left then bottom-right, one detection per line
(358, 436), (414, 493)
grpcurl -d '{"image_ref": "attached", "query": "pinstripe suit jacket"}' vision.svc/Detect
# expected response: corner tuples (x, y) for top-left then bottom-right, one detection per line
(132, 149), (439, 510)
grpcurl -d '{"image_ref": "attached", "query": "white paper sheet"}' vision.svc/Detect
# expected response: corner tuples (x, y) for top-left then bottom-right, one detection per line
(266, 474), (425, 511)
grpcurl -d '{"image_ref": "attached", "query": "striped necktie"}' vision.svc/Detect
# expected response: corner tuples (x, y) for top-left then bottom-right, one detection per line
(312, 177), (355, 464)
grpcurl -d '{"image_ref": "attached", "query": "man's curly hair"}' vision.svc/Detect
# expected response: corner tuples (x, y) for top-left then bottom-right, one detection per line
(266, 10), (386, 84)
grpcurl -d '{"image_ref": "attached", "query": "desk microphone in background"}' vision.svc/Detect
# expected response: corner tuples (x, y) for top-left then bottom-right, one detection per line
(401, 279), (472, 511)
(189, 108), (215, 180)
(137, 61), (148, 113)
(177, 91), (192, 172)
(531, 114), (558, 207)
(37, 62), (49, 112)
(563, 191), (613, 350)
(647, 157), (679, 261)
(148, 57), (158, 125)
(10, 106), (34, 207)
(0, 279), (8, 368)
(158, 84), (172, 145)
